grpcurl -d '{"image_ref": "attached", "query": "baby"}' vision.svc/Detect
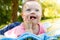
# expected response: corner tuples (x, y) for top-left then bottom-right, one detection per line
(4, 0), (46, 38)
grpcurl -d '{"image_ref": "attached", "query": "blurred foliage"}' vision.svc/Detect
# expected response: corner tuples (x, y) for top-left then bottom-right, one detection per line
(0, 0), (12, 25)
(40, 0), (60, 18)
(0, 0), (22, 25)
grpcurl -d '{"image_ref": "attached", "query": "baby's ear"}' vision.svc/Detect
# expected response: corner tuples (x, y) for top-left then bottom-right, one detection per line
(20, 13), (22, 16)
(21, 13), (24, 19)
(21, 13), (25, 18)
(20, 13), (23, 17)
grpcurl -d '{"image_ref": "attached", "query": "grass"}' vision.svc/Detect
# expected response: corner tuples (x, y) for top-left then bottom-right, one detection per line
(0, 24), (6, 29)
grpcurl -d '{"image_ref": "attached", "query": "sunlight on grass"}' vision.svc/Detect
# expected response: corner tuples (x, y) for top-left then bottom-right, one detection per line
(0, 23), (11, 29)
(0, 24), (6, 29)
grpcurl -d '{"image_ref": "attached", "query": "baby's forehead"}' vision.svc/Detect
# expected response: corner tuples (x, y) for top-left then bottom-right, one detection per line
(23, 1), (41, 9)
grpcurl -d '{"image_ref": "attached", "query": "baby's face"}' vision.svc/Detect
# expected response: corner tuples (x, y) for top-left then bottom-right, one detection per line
(22, 1), (42, 24)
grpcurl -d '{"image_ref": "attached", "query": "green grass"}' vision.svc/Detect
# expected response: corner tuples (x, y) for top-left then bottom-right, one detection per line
(0, 24), (6, 29)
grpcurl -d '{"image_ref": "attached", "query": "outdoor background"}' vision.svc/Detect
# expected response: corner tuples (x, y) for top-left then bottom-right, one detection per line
(0, 0), (60, 34)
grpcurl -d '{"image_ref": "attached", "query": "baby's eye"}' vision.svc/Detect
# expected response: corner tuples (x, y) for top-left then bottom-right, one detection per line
(26, 9), (31, 12)
(35, 9), (39, 12)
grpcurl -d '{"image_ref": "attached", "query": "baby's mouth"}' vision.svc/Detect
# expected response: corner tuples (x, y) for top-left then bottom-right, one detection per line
(30, 16), (37, 20)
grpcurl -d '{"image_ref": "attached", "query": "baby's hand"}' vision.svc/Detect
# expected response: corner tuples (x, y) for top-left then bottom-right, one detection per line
(26, 28), (33, 34)
(25, 22), (33, 33)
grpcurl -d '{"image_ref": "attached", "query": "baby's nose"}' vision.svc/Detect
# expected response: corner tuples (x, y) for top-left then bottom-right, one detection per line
(31, 12), (35, 14)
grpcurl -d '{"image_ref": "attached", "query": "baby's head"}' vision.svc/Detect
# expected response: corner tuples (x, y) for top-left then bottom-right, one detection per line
(22, 0), (42, 24)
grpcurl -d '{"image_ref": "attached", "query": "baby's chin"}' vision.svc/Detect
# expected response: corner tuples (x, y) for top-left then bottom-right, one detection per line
(26, 18), (39, 24)
(31, 19), (39, 24)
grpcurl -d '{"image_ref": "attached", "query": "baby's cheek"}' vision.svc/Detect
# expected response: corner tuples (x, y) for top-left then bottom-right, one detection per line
(23, 16), (29, 23)
(22, 15), (27, 21)
(38, 15), (42, 20)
